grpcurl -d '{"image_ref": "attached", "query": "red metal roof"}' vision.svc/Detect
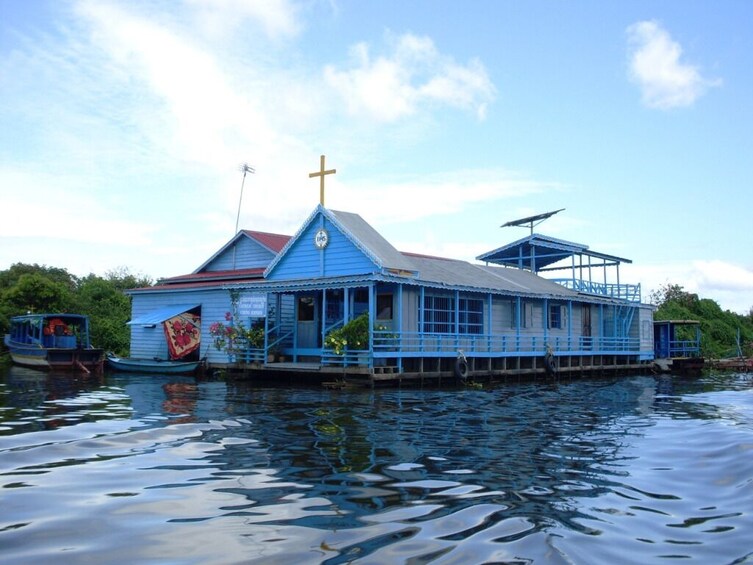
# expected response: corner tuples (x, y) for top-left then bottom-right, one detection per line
(243, 230), (291, 253)
(129, 276), (269, 293)
(160, 267), (266, 284)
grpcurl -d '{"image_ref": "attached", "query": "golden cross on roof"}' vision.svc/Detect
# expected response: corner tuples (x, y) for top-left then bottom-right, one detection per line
(309, 154), (336, 206)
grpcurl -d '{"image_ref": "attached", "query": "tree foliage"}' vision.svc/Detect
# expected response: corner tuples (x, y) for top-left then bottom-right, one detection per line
(0, 263), (153, 356)
(651, 283), (753, 358)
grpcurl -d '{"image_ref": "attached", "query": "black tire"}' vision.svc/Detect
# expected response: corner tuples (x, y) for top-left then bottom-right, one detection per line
(454, 358), (469, 380)
(544, 353), (556, 376)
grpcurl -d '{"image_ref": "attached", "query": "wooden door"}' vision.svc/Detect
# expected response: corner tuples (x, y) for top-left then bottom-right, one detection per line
(297, 295), (319, 349)
(582, 304), (592, 349)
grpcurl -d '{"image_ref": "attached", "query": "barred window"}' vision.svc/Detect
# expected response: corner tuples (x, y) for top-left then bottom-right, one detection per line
(422, 294), (455, 333)
(459, 297), (484, 334)
(549, 304), (563, 329)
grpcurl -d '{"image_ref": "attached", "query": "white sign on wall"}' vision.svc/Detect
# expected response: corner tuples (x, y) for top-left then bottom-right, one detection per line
(238, 294), (267, 317)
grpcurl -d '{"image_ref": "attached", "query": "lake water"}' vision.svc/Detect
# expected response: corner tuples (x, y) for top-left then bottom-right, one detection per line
(1, 366), (752, 564)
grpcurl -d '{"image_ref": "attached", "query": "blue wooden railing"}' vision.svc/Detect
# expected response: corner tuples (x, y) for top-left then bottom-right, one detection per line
(551, 279), (641, 302)
(372, 331), (640, 356)
(234, 331), (642, 368)
(663, 339), (701, 358)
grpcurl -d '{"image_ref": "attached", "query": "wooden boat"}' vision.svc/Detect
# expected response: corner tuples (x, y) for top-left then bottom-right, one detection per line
(3, 314), (104, 373)
(106, 354), (202, 375)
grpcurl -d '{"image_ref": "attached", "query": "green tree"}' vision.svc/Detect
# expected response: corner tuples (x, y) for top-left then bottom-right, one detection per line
(651, 283), (753, 358)
(0, 263), (153, 356)
(2, 273), (75, 314)
(75, 275), (132, 355)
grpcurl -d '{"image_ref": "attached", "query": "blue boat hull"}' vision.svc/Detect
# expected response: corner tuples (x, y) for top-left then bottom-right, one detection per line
(4, 337), (104, 372)
(106, 355), (201, 375)
(4, 313), (104, 373)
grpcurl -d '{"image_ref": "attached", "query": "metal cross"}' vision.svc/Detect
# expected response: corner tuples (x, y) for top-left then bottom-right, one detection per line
(309, 155), (336, 206)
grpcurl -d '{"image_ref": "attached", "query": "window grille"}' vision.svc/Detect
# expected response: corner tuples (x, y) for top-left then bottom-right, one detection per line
(549, 304), (563, 329)
(422, 294), (455, 333)
(459, 297), (484, 334)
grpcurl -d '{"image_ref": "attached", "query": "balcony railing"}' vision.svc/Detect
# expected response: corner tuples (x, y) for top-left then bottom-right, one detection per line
(372, 331), (641, 356)
(233, 331), (644, 368)
(551, 279), (641, 302)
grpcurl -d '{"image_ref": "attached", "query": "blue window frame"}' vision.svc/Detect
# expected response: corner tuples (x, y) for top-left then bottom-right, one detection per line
(459, 297), (484, 334)
(422, 294), (484, 334)
(422, 294), (454, 333)
(549, 304), (562, 329)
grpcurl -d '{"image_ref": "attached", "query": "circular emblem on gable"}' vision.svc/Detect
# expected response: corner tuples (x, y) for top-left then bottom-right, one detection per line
(314, 228), (329, 249)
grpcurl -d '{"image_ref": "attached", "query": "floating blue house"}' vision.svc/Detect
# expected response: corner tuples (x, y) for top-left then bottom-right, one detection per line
(128, 193), (654, 382)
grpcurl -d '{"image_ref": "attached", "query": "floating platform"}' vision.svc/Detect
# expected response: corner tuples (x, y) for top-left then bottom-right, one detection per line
(221, 353), (651, 387)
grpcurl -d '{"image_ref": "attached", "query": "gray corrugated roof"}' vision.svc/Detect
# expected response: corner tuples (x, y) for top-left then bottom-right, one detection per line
(328, 209), (418, 273)
(408, 255), (579, 298)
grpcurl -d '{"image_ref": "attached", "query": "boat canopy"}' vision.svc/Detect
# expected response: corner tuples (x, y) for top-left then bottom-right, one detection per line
(127, 304), (199, 326)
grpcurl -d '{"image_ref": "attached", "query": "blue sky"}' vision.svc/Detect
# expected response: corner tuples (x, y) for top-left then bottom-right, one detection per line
(1, 0), (752, 313)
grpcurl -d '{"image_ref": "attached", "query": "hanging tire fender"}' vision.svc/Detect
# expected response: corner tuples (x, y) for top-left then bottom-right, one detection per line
(544, 351), (556, 376)
(454, 357), (469, 380)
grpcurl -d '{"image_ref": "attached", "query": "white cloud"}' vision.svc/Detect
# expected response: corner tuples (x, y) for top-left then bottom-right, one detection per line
(692, 260), (753, 292)
(324, 32), (496, 122)
(627, 20), (720, 109)
(0, 1), (504, 281)
(329, 169), (561, 224)
(185, 0), (302, 40)
(627, 260), (753, 314)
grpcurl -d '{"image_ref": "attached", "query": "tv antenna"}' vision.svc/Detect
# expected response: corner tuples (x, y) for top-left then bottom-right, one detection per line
(501, 208), (565, 235)
(233, 163), (255, 270)
(235, 163), (255, 235)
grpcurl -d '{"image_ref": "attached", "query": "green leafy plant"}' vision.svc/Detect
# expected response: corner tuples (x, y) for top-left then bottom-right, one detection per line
(325, 313), (370, 355)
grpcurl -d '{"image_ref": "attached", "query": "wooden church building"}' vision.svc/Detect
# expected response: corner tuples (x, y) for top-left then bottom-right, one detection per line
(127, 161), (655, 384)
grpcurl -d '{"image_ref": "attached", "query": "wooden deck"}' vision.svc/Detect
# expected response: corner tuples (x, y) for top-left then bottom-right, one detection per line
(220, 353), (652, 386)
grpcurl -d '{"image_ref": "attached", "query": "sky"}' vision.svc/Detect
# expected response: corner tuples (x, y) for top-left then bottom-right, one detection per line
(1, 0), (752, 313)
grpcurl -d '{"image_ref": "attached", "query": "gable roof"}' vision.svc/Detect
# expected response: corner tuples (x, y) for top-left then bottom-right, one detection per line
(242, 230), (291, 253)
(328, 209), (418, 275)
(193, 230), (291, 274)
(264, 205), (419, 278)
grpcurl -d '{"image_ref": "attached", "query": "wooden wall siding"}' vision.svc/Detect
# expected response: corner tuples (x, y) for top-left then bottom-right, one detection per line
(267, 216), (377, 281)
(491, 298), (515, 333)
(638, 307), (654, 358)
(205, 237), (275, 272)
(129, 289), (235, 364)
(391, 288), (650, 353)
(401, 288), (420, 332)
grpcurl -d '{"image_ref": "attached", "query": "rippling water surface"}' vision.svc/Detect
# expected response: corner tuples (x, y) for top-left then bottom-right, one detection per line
(1, 366), (752, 564)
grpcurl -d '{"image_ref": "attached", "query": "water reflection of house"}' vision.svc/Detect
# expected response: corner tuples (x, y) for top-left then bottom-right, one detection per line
(127, 200), (655, 383)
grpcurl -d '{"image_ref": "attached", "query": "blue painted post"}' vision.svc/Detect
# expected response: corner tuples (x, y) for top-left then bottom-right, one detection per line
(264, 293), (269, 361)
(293, 296), (299, 363)
(344, 287), (349, 323)
(454, 289), (460, 350)
(419, 287), (425, 351)
(530, 243), (536, 272)
(515, 296), (521, 354)
(321, 289), (327, 353)
(487, 293), (493, 353)
(368, 283), (375, 368)
(397, 284), (403, 372)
